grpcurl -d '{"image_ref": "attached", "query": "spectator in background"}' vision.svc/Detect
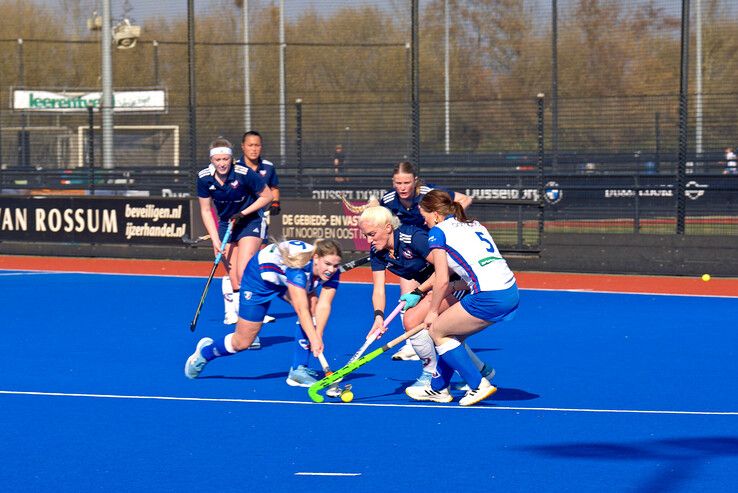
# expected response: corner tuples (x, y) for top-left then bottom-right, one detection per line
(333, 144), (346, 182)
(724, 147), (737, 175)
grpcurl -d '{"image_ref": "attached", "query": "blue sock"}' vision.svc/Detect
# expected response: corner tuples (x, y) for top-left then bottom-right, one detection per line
(431, 356), (454, 391)
(292, 323), (311, 369)
(438, 341), (482, 389)
(201, 334), (236, 361)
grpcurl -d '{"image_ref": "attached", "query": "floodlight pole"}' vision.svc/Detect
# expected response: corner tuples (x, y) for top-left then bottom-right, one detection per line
(279, 0), (286, 165)
(187, 0), (197, 194)
(695, 0), (703, 159)
(101, 0), (114, 169)
(444, 0), (450, 155)
(242, 0), (252, 131)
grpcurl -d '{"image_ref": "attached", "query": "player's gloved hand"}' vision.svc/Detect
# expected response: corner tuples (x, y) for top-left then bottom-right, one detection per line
(268, 201), (281, 215)
(399, 288), (425, 312)
(229, 212), (245, 222)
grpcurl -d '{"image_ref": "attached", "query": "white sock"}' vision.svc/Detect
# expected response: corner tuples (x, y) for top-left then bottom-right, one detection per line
(233, 289), (240, 317)
(464, 342), (484, 372)
(398, 312), (413, 351)
(222, 275), (234, 313)
(409, 329), (437, 374)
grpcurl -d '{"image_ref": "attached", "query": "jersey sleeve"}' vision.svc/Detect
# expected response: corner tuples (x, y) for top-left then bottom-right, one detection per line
(427, 226), (446, 250)
(196, 176), (211, 198)
(285, 267), (309, 289)
(369, 248), (388, 271)
(430, 184), (456, 202)
(267, 167), (280, 188)
(409, 226), (431, 259)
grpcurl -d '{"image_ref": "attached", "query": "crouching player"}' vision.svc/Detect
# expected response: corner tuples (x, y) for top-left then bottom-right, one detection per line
(358, 206), (494, 399)
(416, 190), (519, 406)
(185, 239), (343, 387)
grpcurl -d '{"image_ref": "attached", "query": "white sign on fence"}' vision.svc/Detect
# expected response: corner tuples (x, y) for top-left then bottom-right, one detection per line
(12, 89), (166, 113)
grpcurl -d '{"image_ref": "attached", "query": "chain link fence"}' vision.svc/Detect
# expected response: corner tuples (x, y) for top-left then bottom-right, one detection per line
(1, 0), (737, 239)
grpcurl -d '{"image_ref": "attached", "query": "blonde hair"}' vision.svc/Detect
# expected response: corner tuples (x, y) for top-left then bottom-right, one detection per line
(275, 238), (342, 269)
(359, 206), (400, 230)
(340, 194), (380, 214)
(209, 136), (233, 150)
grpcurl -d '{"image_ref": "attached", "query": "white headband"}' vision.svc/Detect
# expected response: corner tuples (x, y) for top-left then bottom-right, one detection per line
(209, 146), (233, 157)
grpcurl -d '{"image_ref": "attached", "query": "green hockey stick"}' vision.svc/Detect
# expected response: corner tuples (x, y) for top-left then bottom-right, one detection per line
(307, 323), (426, 403)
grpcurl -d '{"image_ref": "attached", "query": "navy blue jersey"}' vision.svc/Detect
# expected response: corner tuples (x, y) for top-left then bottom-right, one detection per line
(370, 224), (433, 283)
(235, 157), (279, 189)
(380, 184), (456, 229)
(196, 163), (267, 223)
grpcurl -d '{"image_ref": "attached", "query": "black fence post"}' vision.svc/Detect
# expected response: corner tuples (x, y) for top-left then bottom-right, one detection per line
(536, 93), (546, 243)
(187, 0), (198, 197)
(410, 0), (420, 172)
(655, 111), (661, 172)
(87, 105), (95, 196)
(676, 0), (690, 235)
(295, 98), (303, 195)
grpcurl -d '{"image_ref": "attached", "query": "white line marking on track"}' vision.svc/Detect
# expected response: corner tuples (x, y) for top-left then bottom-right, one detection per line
(1, 390), (736, 416)
(295, 472), (361, 477)
(0, 271), (67, 277)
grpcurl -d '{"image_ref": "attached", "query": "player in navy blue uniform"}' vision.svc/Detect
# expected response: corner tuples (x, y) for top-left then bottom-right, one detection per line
(358, 206), (493, 397)
(408, 190), (519, 406)
(185, 239), (343, 387)
(380, 161), (472, 361)
(218, 130), (282, 334)
(196, 137), (273, 326)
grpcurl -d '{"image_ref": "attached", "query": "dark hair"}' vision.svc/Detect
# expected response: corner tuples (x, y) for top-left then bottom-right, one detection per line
(392, 161), (423, 194)
(242, 130), (262, 143)
(419, 189), (472, 223)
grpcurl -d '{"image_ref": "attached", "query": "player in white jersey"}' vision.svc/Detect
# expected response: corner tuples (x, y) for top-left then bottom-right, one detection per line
(410, 190), (519, 406)
(184, 239), (343, 387)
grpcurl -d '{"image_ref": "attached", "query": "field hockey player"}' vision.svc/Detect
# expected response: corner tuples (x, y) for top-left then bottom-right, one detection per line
(185, 239), (343, 387)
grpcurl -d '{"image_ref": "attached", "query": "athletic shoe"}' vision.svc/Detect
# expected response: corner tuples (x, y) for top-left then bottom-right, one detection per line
(455, 365), (496, 391)
(405, 383), (453, 403)
(184, 337), (213, 379)
(391, 343), (420, 361)
(286, 365), (319, 387)
(459, 377), (497, 406)
(248, 336), (261, 350)
(405, 370), (432, 391)
(262, 315), (276, 324)
(223, 312), (238, 325)
(325, 384), (342, 398)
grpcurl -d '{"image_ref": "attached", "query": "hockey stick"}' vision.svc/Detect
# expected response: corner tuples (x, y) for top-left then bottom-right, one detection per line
(316, 353), (345, 398)
(338, 255), (370, 273)
(182, 233), (211, 246)
(307, 323), (426, 403)
(189, 220), (234, 332)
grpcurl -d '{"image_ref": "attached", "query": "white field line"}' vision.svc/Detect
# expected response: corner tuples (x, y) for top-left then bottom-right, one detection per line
(1, 390), (736, 416)
(294, 472), (361, 477)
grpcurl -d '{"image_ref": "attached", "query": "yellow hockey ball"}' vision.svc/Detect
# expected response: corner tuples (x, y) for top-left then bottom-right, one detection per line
(340, 390), (354, 403)
(701, 274), (711, 282)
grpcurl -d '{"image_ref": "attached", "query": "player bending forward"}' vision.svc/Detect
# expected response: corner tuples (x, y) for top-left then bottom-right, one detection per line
(185, 238), (343, 387)
(414, 190), (519, 406)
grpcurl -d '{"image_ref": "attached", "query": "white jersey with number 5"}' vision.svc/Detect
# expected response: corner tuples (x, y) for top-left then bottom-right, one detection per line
(428, 217), (516, 293)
